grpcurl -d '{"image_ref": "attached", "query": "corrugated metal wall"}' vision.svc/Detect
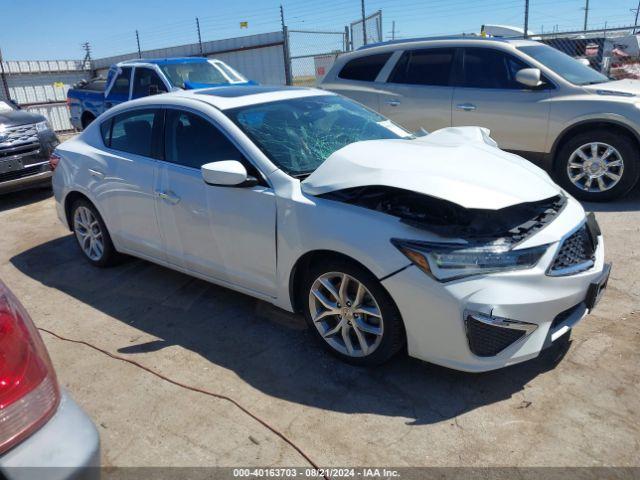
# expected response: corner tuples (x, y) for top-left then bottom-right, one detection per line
(94, 31), (286, 85)
(1, 60), (90, 132)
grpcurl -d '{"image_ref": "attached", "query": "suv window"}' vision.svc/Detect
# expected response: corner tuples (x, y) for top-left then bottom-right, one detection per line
(388, 48), (455, 86)
(164, 109), (249, 171)
(109, 67), (132, 96)
(338, 53), (392, 81)
(110, 109), (162, 158)
(132, 68), (168, 98)
(461, 48), (529, 89)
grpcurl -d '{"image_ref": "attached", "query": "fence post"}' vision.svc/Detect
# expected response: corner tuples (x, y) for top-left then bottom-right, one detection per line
(361, 0), (367, 45)
(196, 17), (203, 55)
(0, 48), (10, 103)
(344, 26), (351, 52)
(280, 6), (292, 86)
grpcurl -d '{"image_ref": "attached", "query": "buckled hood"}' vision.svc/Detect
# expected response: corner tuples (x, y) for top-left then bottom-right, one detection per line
(301, 127), (561, 210)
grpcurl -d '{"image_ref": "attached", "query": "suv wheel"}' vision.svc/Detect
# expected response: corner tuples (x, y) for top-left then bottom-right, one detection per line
(555, 130), (640, 201)
(71, 199), (118, 267)
(302, 258), (405, 366)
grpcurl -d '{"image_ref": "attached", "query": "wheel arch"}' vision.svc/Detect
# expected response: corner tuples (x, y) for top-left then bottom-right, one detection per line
(80, 111), (96, 129)
(288, 249), (399, 314)
(63, 191), (94, 230)
(551, 119), (640, 167)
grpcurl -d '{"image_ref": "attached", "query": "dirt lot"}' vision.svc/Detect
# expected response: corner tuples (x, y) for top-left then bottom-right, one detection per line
(0, 186), (639, 469)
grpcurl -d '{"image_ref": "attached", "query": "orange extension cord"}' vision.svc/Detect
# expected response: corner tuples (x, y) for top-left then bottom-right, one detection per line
(39, 328), (329, 480)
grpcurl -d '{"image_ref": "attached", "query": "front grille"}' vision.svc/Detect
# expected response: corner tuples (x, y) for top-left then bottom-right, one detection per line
(0, 124), (38, 150)
(0, 164), (46, 183)
(465, 316), (526, 357)
(549, 225), (596, 275)
(0, 142), (40, 159)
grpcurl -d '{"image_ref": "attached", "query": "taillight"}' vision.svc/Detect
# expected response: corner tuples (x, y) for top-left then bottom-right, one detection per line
(0, 281), (60, 454)
(49, 152), (61, 171)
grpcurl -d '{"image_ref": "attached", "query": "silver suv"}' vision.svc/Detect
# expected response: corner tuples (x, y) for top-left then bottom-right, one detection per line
(320, 37), (640, 201)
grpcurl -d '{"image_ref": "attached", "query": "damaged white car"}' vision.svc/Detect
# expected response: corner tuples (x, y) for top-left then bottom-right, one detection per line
(52, 86), (610, 371)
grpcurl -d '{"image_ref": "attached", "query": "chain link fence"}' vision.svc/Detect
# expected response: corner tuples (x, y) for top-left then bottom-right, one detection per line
(350, 10), (383, 50)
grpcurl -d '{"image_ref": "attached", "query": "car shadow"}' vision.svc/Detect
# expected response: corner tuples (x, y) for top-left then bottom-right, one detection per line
(582, 187), (640, 212)
(12, 235), (571, 425)
(0, 187), (52, 213)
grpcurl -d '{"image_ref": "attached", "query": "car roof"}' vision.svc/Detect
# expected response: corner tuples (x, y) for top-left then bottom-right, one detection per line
(117, 57), (210, 67)
(122, 85), (335, 111)
(353, 36), (541, 54)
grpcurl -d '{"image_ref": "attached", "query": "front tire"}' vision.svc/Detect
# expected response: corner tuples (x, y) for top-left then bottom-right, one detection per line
(302, 258), (405, 366)
(71, 199), (118, 267)
(555, 130), (640, 201)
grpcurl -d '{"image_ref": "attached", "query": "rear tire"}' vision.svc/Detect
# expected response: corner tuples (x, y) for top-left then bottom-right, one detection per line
(302, 258), (405, 366)
(71, 199), (119, 267)
(81, 113), (95, 130)
(554, 130), (640, 202)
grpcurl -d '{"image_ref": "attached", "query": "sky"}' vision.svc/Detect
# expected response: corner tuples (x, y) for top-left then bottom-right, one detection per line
(1, 0), (639, 60)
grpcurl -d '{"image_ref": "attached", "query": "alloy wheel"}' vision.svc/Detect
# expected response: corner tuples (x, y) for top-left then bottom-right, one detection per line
(567, 142), (624, 193)
(73, 206), (104, 261)
(308, 272), (384, 357)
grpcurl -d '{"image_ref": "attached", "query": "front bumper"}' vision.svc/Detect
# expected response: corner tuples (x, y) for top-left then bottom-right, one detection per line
(0, 390), (100, 480)
(382, 204), (607, 372)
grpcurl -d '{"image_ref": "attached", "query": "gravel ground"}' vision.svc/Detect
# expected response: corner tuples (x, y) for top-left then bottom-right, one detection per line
(0, 185), (638, 469)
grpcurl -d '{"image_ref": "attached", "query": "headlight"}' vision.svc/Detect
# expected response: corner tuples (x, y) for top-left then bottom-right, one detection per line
(392, 239), (549, 281)
(35, 121), (51, 133)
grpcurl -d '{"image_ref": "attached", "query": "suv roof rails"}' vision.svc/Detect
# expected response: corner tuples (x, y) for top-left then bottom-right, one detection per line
(357, 35), (510, 51)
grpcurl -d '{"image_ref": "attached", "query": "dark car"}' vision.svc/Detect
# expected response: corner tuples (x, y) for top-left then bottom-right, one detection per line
(0, 100), (59, 194)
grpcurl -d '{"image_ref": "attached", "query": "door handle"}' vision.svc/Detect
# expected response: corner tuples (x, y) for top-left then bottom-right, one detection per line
(156, 190), (181, 205)
(456, 103), (477, 112)
(88, 168), (104, 179)
(385, 99), (401, 107)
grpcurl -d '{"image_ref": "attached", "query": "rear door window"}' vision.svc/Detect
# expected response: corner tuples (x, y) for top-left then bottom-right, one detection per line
(109, 108), (163, 158)
(132, 68), (168, 98)
(109, 67), (132, 96)
(388, 48), (455, 86)
(338, 53), (392, 81)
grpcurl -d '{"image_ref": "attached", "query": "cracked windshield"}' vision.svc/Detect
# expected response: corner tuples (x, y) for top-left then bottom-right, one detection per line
(227, 95), (411, 176)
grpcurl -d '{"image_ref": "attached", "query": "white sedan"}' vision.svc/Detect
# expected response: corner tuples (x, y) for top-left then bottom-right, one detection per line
(52, 86), (610, 371)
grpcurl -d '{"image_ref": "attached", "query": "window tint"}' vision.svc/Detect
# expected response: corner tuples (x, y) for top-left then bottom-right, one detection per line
(338, 53), (392, 81)
(461, 48), (529, 89)
(389, 48), (455, 86)
(110, 67), (132, 95)
(100, 118), (112, 147)
(110, 109), (160, 158)
(164, 110), (246, 170)
(132, 68), (167, 98)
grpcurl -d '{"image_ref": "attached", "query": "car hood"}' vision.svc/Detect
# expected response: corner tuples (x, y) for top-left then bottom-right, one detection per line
(301, 127), (561, 210)
(0, 110), (45, 128)
(583, 79), (640, 97)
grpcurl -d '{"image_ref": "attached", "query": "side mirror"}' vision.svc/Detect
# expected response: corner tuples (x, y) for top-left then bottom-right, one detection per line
(515, 68), (543, 88)
(202, 160), (257, 187)
(148, 84), (159, 96)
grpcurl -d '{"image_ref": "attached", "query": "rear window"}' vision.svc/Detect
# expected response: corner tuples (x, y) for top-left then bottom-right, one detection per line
(338, 53), (392, 82)
(389, 48), (455, 86)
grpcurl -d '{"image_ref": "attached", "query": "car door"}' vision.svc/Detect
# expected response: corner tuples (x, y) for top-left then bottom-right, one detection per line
(378, 47), (456, 132)
(131, 67), (169, 100)
(97, 108), (165, 260)
(156, 108), (277, 297)
(104, 67), (132, 110)
(451, 47), (552, 154)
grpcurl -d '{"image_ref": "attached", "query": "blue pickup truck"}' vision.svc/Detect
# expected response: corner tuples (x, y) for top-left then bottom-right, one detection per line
(67, 57), (251, 130)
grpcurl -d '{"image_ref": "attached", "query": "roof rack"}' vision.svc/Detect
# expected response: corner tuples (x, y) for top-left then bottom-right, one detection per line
(357, 34), (509, 50)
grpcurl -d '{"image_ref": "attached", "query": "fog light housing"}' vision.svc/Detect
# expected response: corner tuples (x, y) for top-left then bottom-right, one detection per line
(464, 311), (537, 357)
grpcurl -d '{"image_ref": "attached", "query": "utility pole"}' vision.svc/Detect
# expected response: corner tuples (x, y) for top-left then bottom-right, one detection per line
(135, 30), (142, 59)
(280, 5), (292, 85)
(583, 0), (590, 30)
(391, 20), (396, 40)
(361, 0), (367, 45)
(633, 0), (640, 34)
(196, 17), (203, 55)
(524, 0), (529, 38)
(81, 42), (92, 71)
